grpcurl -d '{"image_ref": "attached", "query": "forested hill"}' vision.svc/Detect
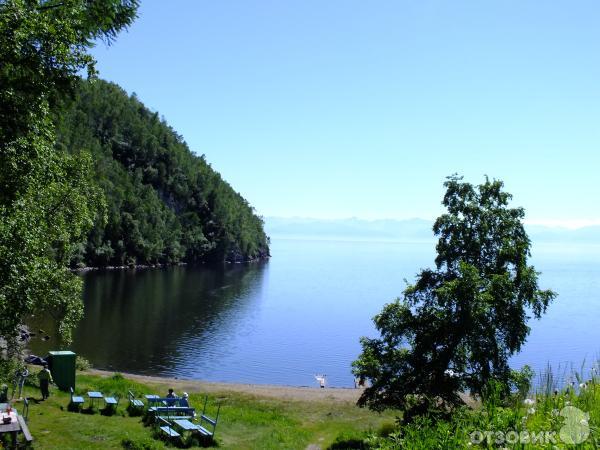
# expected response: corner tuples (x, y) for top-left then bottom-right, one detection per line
(55, 79), (269, 267)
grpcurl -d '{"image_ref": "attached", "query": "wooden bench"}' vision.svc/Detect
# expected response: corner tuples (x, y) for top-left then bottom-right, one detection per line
(148, 406), (195, 423)
(21, 398), (30, 422)
(103, 395), (119, 414)
(197, 397), (220, 439)
(128, 390), (144, 409)
(69, 387), (85, 410)
(149, 406), (195, 416)
(104, 396), (118, 406)
(157, 417), (181, 440)
(17, 415), (33, 444)
(147, 396), (184, 407)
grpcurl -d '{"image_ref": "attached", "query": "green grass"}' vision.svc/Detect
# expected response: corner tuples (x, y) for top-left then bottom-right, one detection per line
(10, 367), (600, 449)
(3, 372), (397, 449)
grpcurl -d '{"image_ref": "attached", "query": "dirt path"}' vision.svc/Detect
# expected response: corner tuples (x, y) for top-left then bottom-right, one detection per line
(87, 369), (363, 403)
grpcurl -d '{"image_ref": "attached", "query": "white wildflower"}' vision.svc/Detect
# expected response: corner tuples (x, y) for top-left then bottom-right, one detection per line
(523, 398), (535, 406)
(579, 382), (587, 389)
(528, 407), (536, 415)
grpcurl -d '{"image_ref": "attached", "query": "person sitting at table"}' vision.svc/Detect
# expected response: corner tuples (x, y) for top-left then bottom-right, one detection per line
(37, 363), (53, 400)
(165, 388), (177, 406)
(179, 392), (189, 407)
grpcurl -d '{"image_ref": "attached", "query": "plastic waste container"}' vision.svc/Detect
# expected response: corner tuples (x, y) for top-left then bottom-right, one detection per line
(47, 351), (76, 391)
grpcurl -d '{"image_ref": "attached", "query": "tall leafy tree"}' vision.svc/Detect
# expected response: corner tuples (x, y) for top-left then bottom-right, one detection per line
(0, 0), (138, 361)
(352, 175), (556, 418)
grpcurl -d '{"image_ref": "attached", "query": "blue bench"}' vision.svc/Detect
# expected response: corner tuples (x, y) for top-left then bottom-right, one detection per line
(157, 417), (181, 440)
(197, 396), (220, 439)
(104, 395), (119, 410)
(150, 406), (195, 421)
(69, 387), (85, 410)
(127, 390), (144, 409)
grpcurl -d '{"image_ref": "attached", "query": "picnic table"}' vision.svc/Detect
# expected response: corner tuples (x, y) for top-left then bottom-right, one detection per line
(173, 418), (198, 431)
(144, 394), (160, 407)
(0, 409), (33, 448)
(87, 391), (103, 409)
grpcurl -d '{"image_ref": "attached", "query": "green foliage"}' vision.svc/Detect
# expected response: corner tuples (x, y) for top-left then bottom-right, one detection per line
(510, 365), (535, 403)
(76, 355), (92, 371)
(361, 364), (600, 449)
(0, 1), (138, 356)
(353, 175), (556, 418)
(55, 79), (270, 265)
(328, 431), (370, 449)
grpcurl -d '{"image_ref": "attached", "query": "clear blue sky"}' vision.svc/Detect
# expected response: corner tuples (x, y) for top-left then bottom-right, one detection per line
(91, 1), (600, 227)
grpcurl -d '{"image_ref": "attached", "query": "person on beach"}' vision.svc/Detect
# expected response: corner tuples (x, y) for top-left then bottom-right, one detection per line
(315, 374), (326, 389)
(165, 388), (177, 406)
(37, 363), (53, 400)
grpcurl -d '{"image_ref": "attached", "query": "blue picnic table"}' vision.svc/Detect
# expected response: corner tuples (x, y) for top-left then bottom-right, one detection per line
(104, 396), (118, 409)
(173, 418), (198, 432)
(87, 391), (103, 409)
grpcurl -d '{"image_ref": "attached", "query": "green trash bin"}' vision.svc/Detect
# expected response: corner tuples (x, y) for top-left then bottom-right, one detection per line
(47, 351), (76, 391)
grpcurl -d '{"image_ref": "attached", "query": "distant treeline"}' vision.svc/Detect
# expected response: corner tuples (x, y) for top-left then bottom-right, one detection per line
(55, 79), (269, 267)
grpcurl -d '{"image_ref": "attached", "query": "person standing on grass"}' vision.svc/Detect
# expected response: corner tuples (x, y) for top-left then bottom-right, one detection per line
(13, 367), (29, 399)
(37, 363), (53, 400)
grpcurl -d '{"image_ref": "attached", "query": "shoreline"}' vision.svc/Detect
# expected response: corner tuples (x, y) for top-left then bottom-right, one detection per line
(86, 369), (363, 403)
(87, 369), (478, 407)
(72, 256), (270, 273)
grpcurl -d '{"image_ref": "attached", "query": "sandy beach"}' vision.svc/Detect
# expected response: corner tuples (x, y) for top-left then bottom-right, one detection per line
(87, 369), (363, 403)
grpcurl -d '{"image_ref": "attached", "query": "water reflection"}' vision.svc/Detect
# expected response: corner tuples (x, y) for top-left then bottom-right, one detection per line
(31, 263), (268, 378)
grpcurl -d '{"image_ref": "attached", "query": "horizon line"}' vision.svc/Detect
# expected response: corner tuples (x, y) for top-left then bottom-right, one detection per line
(263, 215), (600, 230)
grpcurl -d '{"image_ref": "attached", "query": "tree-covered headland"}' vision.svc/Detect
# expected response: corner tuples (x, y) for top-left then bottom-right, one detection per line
(56, 79), (270, 268)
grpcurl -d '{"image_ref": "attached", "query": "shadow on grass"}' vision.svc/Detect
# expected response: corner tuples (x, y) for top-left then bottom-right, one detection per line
(326, 431), (370, 450)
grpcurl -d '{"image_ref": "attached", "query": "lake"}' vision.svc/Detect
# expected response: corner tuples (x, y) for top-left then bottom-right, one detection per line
(30, 238), (600, 387)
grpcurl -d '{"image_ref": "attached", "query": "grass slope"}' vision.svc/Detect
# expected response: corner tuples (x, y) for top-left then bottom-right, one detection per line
(10, 372), (396, 449)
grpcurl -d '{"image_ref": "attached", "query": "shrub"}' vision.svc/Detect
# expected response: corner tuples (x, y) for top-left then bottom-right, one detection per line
(327, 431), (370, 449)
(76, 356), (92, 371)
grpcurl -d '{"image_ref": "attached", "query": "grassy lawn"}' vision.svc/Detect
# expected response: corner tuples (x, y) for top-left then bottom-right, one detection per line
(8, 372), (397, 449)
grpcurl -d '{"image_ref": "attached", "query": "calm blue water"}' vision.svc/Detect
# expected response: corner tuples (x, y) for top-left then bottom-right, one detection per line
(30, 238), (600, 387)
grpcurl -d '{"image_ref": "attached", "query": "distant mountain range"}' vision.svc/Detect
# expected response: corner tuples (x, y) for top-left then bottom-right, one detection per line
(265, 217), (600, 245)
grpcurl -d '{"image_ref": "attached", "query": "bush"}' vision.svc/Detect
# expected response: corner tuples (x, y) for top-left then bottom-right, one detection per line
(0, 356), (20, 385)
(328, 431), (370, 449)
(76, 356), (92, 371)
(377, 421), (398, 438)
(509, 365), (534, 402)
